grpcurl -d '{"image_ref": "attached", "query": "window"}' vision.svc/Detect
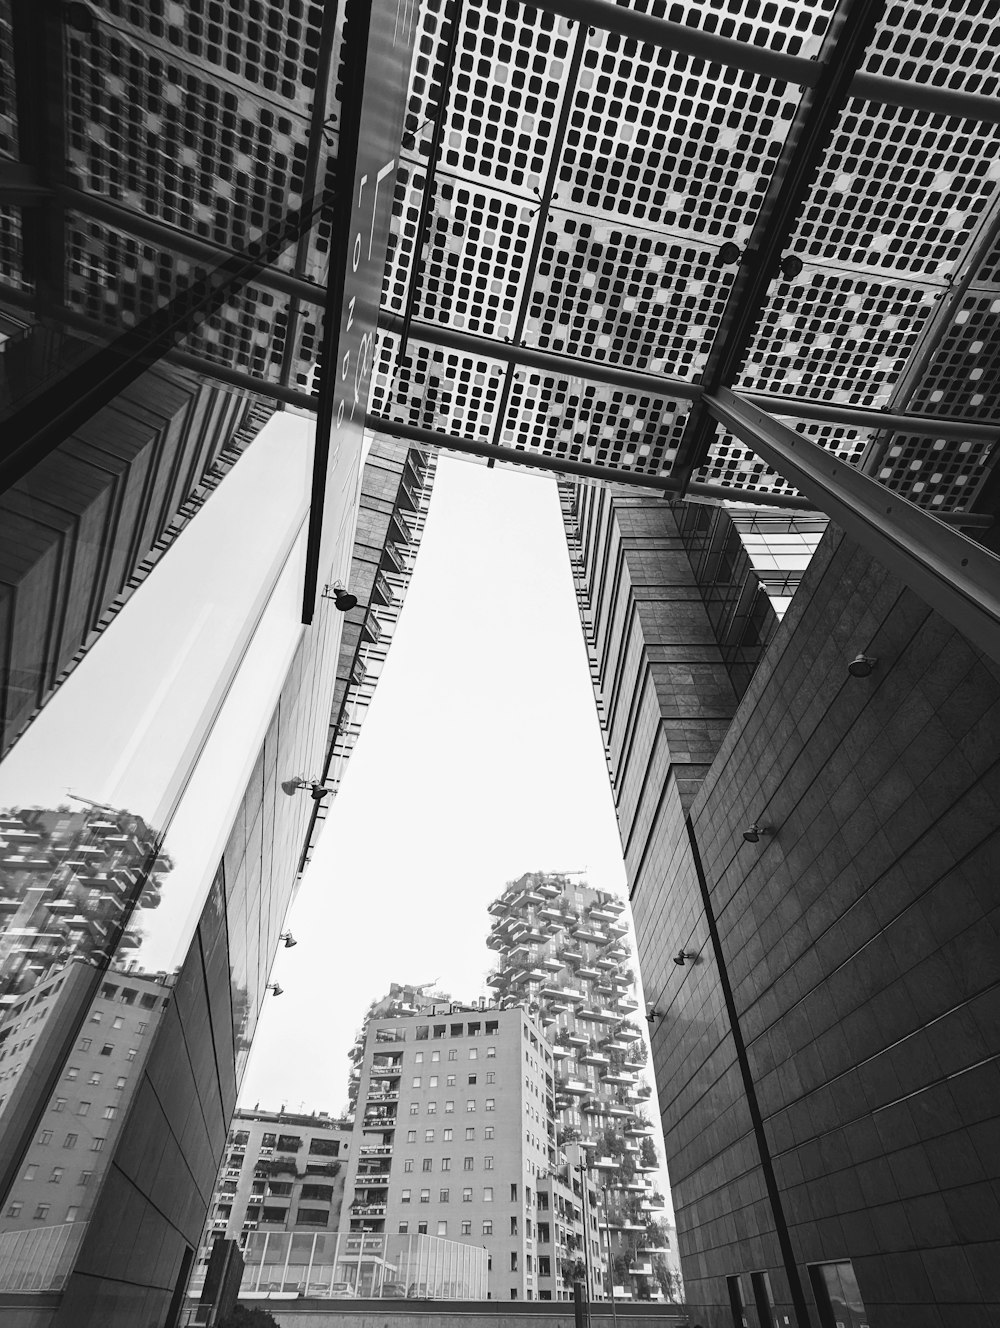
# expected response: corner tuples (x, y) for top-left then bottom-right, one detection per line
(65, 1067), (79, 1081)
(466, 1100), (476, 1113)
(407, 1130), (417, 1143)
(91, 1138), (105, 1152)
(295, 1208), (329, 1226)
(510, 1216), (518, 1236)
(461, 1220), (472, 1235)
(440, 1189), (450, 1203)
(415, 1051), (424, 1063)
(424, 1129), (435, 1142)
(33, 1205), (50, 1220)
(443, 1129), (453, 1142)
(79, 1038), (92, 1051)
(437, 1221), (448, 1236)
(115, 1077), (127, 1090)
(431, 1051), (441, 1062)
(112, 1017), (124, 1029)
(429, 1076), (438, 1088)
(446, 1075), (456, 1087)
(398, 1222), (408, 1234)
(511, 1184), (518, 1202)
(300, 1185), (332, 1202)
(510, 1252), (518, 1270)
(412, 1076), (422, 1088)
(485, 1156), (494, 1170)
(485, 1126), (495, 1140)
(102, 1105), (118, 1120)
(427, 1101), (437, 1114)
(409, 1104), (419, 1115)
(510, 1289), (518, 1299)
(486, 1072), (495, 1083)
(37, 1130), (52, 1145)
(417, 1222), (428, 1235)
(419, 1189), (430, 1204)
(462, 1188), (473, 1203)
(404, 1160), (414, 1173)
(448, 1050), (457, 1061)
(422, 1159), (433, 1173)
(444, 1100), (454, 1113)
(88, 1073), (102, 1086)
(469, 1048), (478, 1060)
(79, 1171), (93, 1186)
(22, 1165), (37, 1181)
(309, 1138), (340, 1157)
(466, 1127), (475, 1140)
(127, 1049), (137, 1062)
(484, 1187), (493, 1202)
(6, 1203), (22, 1218)
(100, 1044), (114, 1056)
(468, 1074), (477, 1085)
(401, 1190), (411, 1204)
(52, 1098), (66, 1113)
(486, 1098), (495, 1112)
(486, 1046), (496, 1058)
(482, 1220), (493, 1235)
(89, 1012), (102, 1023)
(136, 1022), (147, 1035)
(441, 1157), (451, 1171)
(63, 1134), (78, 1149)
(463, 1157), (474, 1171)
(49, 1168), (63, 1183)
(76, 1103), (90, 1117)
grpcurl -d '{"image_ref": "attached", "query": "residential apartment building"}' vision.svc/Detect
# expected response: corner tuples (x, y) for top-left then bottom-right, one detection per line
(343, 999), (579, 1301)
(191, 1108), (351, 1293)
(487, 872), (666, 1302)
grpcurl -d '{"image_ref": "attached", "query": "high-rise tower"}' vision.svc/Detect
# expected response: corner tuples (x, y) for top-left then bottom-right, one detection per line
(486, 871), (668, 1302)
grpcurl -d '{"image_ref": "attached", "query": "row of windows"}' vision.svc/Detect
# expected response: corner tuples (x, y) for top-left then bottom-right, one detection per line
(406, 1098), (495, 1114)
(21, 1164), (97, 1183)
(40, 1102), (117, 1121)
(67, 1051), (138, 1076)
(404, 1125), (494, 1143)
(5, 1201), (80, 1221)
(410, 1072), (495, 1086)
(411, 1046), (496, 1062)
(401, 1186), (494, 1203)
(399, 1155), (495, 1174)
(398, 1219), (492, 1236)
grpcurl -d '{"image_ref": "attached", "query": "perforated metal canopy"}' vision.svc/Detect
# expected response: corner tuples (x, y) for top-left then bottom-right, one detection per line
(368, 0), (1000, 517)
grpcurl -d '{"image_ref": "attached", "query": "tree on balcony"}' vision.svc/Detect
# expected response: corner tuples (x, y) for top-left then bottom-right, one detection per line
(639, 1135), (658, 1169)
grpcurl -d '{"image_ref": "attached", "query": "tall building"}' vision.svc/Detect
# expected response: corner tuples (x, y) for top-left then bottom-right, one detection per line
(562, 481), (1000, 1326)
(486, 871), (667, 1302)
(189, 1106), (352, 1295)
(343, 995), (594, 1302)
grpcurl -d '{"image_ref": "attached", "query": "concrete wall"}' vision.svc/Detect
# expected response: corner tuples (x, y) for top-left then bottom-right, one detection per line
(248, 1298), (686, 1328)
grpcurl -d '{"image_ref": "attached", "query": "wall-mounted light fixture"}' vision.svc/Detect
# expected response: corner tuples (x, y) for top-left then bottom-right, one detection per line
(848, 653), (877, 678)
(742, 823), (771, 844)
(266, 983), (284, 997)
(279, 932), (297, 949)
(321, 581), (358, 612)
(280, 777), (335, 801)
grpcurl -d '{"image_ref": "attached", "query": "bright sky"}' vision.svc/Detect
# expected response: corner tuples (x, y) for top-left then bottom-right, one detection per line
(239, 453), (631, 1114)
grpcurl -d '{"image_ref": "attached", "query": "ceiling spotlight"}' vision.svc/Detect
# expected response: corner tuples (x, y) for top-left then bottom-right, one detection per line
(267, 983), (284, 997)
(779, 254), (803, 280)
(717, 242), (742, 265)
(280, 932), (297, 949)
(848, 654), (877, 678)
(322, 581), (358, 612)
(673, 951), (690, 967)
(742, 823), (769, 844)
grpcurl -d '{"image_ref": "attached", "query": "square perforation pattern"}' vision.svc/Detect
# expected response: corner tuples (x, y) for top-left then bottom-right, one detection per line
(787, 98), (1000, 281)
(527, 211), (736, 378)
(618, 0), (834, 59)
(698, 419), (870, 495)
(561, 31), (801, 235)
(861, 0), (1000, 97)
(372, 332), (507, 439)
(414, 179), (535, 336)
(381, 161), (429, 316)
(501, 370), (690, 475)
(739, 270), (938, 405)
(103, 0), (326, 102)
(906, 292), (1000, 418)
(875, 429), (994, 509)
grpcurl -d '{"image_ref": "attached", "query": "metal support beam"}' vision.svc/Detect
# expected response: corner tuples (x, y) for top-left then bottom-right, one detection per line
(531, 0), (1000, 125)
(672, 0), (885, 491)
(58, 187), (325, 306)
(380, 313), (998, 442)
(707, 389), (1000, 665)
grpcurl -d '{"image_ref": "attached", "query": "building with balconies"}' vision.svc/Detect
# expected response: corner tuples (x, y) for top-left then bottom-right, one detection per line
(342, 996), (593, 1303)
(189, 1106), (352, 1297)
(486, 872), (669, 1303)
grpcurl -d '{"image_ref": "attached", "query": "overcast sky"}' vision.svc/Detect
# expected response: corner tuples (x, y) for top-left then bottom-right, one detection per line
(239, 453), (632, 1113)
